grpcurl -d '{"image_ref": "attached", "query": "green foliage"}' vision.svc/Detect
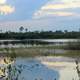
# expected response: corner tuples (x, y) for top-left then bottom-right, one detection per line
(0, 30), (80, 39)
(0, 47), (24, 80)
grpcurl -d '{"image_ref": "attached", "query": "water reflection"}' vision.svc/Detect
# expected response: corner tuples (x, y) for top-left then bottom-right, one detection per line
(15, 58), (59, 80)
(0, 57), (80, 80)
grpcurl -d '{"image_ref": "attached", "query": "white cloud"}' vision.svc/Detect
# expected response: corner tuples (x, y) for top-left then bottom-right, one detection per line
(45, 12), (77, 16)
(61, 0), (80, 3)
(0, 0), (6, 4)
(0, 0), (15, 15)
(41, 3), (80, 10)
(0, 5), (15, 15)
(33, 0), (80, 19)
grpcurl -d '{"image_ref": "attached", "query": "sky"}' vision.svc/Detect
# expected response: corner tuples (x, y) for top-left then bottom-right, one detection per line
(0, 0), (80, 32)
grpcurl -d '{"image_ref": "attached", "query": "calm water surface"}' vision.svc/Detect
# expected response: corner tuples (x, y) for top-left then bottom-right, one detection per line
(14, 57), (79, 80)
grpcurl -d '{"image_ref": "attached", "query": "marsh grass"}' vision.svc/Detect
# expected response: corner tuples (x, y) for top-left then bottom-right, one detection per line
(0, 47), (24, 80)
(53, 50), (80, 57)
(2, 48), (80, 57)
(0, 44), (80, 57)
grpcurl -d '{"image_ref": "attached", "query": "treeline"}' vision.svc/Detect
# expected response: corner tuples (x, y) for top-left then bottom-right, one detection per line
(0, 30), (80, 39)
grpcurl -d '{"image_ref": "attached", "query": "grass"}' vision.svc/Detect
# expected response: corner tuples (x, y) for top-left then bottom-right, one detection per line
(0, 48), (5, 51)
(0, 47), (48, 57)
(15, 48), (42, 57)
(53, 50), (80, 57)
(0, 46), (80, 57)
(22, 45), (64, 49)
(0, 45), (64, 57)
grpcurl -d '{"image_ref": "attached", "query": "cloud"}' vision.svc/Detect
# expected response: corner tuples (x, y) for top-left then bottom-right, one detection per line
(0, 5), (15, 15)
(33, 0), (80, 19)
(34, 10), (79, 18)
(41, 3), (80, 10)
(45, 12), (77, 16)
(61, 0), (80, 3)
(0, 0), (15, 15)
(0, 0), (6, 4)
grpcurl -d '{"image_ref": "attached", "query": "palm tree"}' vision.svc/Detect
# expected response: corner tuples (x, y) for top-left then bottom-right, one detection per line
(25, 28), (28, 32)
(19, 26), (24, 33)
(0, 29), (2, 33)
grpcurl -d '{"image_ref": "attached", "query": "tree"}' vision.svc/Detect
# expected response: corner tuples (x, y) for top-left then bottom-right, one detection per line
(25, 28), (28, 32)
(19, 26), (24, 33)
(0, 29), (2, 33)
(64, 30), (68, 33)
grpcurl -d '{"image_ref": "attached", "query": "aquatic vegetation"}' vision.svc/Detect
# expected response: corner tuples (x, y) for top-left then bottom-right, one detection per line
(0, 57), (25, 80)
(75, 59), (80, 80)
(0, 42), (80, 80)
(0, 47), (24, 80)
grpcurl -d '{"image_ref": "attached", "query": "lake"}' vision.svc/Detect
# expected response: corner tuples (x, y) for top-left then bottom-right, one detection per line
(0, 39), (77, 55)
(0, 56), (80, 80)
(0, 39), (78, 48)
(0, 39), (80, 80)
(13, 57), (80, 80)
